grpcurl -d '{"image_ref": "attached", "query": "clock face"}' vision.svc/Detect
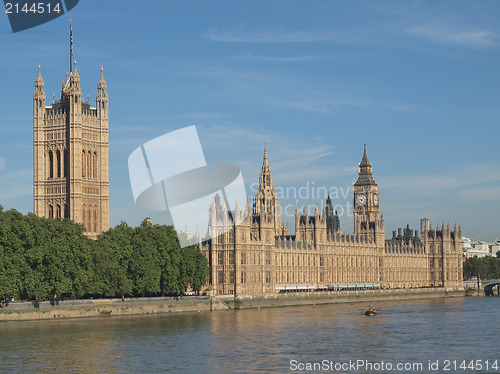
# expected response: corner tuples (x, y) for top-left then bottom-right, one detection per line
(373, 194), (379, 205)
(356, 194), (367, 206)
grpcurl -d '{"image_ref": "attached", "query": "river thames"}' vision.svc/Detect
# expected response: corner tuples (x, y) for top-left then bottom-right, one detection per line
(0, 296), (498, 373)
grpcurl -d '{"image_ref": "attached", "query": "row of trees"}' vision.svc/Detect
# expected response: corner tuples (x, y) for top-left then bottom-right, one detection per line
(463, 254), (500, 279)
(0, 206), (209, 301)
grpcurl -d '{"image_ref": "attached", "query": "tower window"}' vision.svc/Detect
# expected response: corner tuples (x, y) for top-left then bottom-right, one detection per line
(56, 149), (61, 178)
(82, 150), (86, 177)
(48, 204), (53, 218)
(56, 204), (61, 218)
(93, 152), (98, 178)
(87, 151), (91, 178)
(64, 149), (69, 178)
(49, 150), (54, 178)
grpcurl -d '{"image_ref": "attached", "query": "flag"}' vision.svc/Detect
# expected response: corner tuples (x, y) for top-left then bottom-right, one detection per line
(70, 20), (73, 73)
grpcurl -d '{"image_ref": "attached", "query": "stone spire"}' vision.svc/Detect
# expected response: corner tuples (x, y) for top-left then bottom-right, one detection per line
(35, 64), (44, 85)
(68, 60), (81, 95)
(98, 66), (107, 90)
(234, 198), (242, 224)
(259, 140), (273, 189)
(263, 140), (269, 167)
(245, 197), (251, 215)
(354, 142), (376, 186)
(359, 141), (371, 168)
(72, 60), (79, 79)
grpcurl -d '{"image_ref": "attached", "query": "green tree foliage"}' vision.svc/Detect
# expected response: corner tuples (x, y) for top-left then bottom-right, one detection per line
(464, 255), (500, 279)
(0, 207), (209, 301)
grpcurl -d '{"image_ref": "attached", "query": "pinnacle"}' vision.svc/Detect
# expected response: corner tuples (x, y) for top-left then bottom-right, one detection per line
(360, 142), (371, 167)
(35, 64), (44, 83)
(263, 140), (269, 167)
(72, 60), (79, 77)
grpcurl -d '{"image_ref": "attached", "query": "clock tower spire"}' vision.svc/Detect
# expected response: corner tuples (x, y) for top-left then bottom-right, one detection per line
(353, 142), (382, 241)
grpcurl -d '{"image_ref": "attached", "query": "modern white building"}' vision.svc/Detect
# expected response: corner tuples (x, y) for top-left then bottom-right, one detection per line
(462, 237), (500, 258)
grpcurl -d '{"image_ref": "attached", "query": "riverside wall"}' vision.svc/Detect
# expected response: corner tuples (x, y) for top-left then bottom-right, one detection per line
(0, 288), (463, 322)
(233, 287), (464, 309)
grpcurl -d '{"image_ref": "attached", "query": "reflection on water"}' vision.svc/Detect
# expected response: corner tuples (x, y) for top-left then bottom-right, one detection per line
(0, 297), (498, 373)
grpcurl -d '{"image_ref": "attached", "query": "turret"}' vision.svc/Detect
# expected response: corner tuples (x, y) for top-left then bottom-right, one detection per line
(33, 65), (45, 123)
(33, 65), (46, 215)
(295, 203), (300, 229)
(97, 66), (108, 121)
(234, 198), (242, 225)
(254, 141), (282, 235)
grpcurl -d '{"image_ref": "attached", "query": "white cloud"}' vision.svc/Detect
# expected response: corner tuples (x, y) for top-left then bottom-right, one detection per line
(406, 25), (497, 47)
(197, 124), (355, 186)
(206, 28), (338, 43)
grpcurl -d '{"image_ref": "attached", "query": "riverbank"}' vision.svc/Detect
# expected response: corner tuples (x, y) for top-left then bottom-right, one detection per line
(0, 287), (464, 322)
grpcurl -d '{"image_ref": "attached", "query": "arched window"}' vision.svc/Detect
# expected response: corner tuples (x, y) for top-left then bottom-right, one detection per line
(82, 150), (86, 177)
(48, 204), (54, 218)
(49, 150), (54, 178)
(56, 149), (61, 178)
(93, 207), (97, 232)
(87, 151), (91, 179)
(56, 204), (61, 218)
(64, 149), (68, 178)
(93, 152), (98, 178)
(88, 208), (91, 232)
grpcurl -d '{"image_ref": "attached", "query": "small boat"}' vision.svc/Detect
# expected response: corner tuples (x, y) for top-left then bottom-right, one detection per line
(364, 305), (376, 316)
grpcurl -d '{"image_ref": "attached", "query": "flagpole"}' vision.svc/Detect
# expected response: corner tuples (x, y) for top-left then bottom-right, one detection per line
(70, 19), (73, 73)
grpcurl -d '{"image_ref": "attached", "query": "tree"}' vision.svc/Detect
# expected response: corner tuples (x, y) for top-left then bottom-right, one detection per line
(0, 208), (209, 300)
(464, 255), (500, 279)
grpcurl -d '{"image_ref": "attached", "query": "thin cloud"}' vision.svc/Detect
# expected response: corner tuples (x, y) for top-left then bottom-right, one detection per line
(406, 25), (497, 47)
(383, 161), (500, 197)
(0, 157), (6, 171)
(241, 54), (322, 62)
(459, 186), (500, 202)
(174, 112), (234, 121)
(206, 28), (338, 43)
(197, 124), (353, 185)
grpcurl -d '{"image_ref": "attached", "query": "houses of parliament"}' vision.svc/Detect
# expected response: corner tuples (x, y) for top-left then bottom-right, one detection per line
(200, 143), (463, 296)
(33, 57), (463, 296)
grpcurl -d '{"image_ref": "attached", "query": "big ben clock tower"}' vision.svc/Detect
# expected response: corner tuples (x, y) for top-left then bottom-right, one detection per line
(353, 143), (382, 241)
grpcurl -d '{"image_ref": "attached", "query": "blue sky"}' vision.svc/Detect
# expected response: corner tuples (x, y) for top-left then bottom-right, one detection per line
(1, 1), (499, 241)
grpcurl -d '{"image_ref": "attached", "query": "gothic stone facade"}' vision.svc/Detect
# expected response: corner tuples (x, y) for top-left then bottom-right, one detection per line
(200, 143), (463, 295)
(33, 62), (109, 236)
